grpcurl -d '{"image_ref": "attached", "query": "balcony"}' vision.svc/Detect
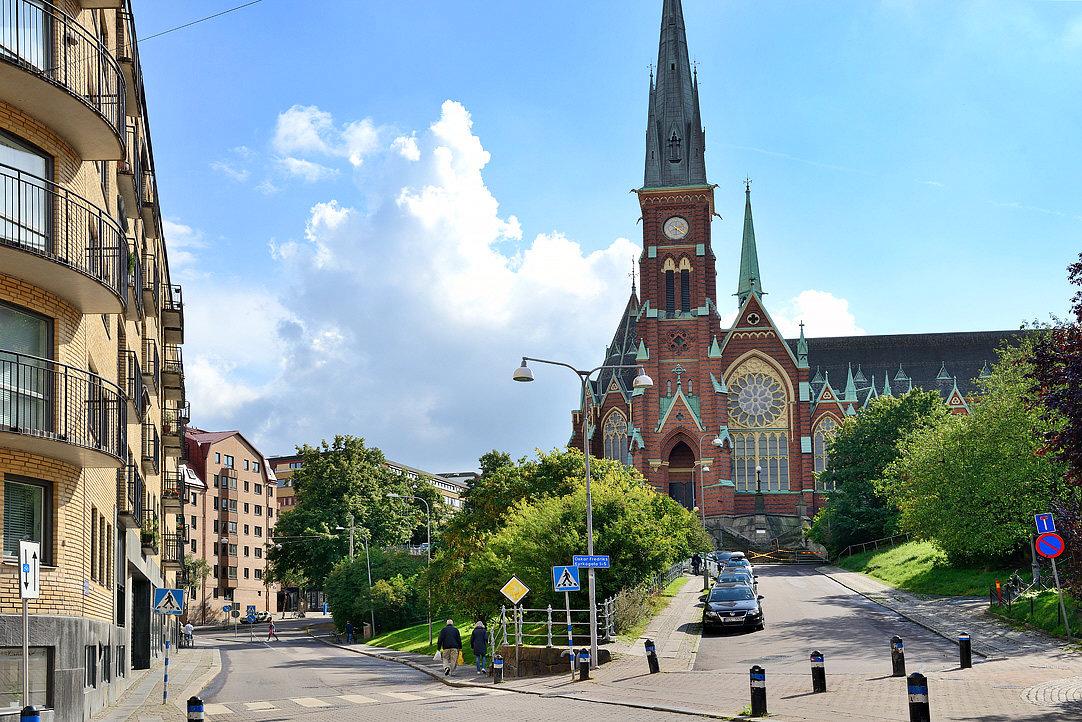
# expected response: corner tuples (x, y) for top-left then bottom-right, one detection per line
(141, 253), (159, 316)
(0, 0), (125, 159)
(116, 461), (144, 529)
(140, 171), (158, 238)
(125, 242), (144, 321)
(161, 344), (183, 401)
(162, 532), (183, 570)
(140, 519), (158, 555)
(0, 350), (127, 467)
(161, 470), (184, 512)
(117, 126), (143, 220)
(1, 163), (128, 313)
(162, 286), (184, 345)
(121, 349), (146, 420)
(162, 402), (187, 460)
(140, 421), (158, 476)
(141, 338), (159, 396)
(114, 8), (141, 116)
(221, 576), (239, 590)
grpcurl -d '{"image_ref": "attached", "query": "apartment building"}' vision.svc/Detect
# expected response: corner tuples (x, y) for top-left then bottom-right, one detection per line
(184, 430), (277, 624)
(0, 2), (187, 719)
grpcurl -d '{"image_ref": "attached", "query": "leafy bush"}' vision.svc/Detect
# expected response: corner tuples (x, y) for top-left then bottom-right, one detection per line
(324, 548), (426, 633)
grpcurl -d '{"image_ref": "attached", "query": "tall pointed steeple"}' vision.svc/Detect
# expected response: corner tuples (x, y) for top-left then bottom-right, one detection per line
(736, 179), (763, 306)
(643, 0), (707, 188)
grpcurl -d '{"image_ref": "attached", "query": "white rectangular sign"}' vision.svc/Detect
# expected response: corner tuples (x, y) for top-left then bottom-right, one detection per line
(19, 540), (40, 599)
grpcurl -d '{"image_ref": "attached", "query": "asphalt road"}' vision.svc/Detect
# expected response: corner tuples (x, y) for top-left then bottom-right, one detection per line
(695, 564), (960, 676)
(197, 628), (695, 721)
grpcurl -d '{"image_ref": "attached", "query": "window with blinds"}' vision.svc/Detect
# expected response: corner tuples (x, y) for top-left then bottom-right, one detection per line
(3, 478), (45, 559)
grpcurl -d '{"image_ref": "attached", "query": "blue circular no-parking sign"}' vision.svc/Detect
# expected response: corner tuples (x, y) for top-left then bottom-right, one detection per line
(1036, 532), (1065, 559)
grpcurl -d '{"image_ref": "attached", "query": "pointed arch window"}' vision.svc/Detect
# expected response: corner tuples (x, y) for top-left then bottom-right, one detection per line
(727, 359), (790, 492)
(813, 416), (839, 486)
(667, 131), (681, 163)
(678, 258), (692, 312)
(662, 258), (676, 317)
(602, 410), (628, 462)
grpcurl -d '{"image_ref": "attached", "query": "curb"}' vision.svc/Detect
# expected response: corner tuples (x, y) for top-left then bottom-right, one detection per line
(308, 632), (747, 719)
(816, 566), (991, 659)
(173, 648), (222, 712)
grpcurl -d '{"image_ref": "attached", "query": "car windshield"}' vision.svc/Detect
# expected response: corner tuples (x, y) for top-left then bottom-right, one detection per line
(725, 562), (750, 570)
(719, 575), (750, 583)
(708, 586), (755, 602)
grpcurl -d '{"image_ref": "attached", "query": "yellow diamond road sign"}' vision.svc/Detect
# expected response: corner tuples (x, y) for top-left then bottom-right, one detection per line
(500, 575), (530, 604)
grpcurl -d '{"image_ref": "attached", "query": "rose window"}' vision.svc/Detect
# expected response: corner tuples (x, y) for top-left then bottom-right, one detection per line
(729, 372), (785, 428)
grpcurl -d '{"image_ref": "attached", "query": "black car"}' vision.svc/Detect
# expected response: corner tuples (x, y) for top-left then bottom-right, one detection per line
(701, 583), (765, 632)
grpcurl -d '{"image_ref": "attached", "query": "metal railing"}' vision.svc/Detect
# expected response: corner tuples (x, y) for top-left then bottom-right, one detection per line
(121, 349), (143, 412)
(0, 0), (125, 139)
(0, 162), (128, 303)
(162, 532), (184, 565)
(497, 595), (618, 654)
(652, 558), (689, 592)
(0, 349), (126, 460)
(142, 253), (159, 310)
(162, 343), (183, 376)
(162, 470), (184, 502)
(141, 421), (158, 475)
(117, 461), (144, 527)
(837, 533), (912, 560)
(119, 125), (143, 203)
(141, 338), (158, 392)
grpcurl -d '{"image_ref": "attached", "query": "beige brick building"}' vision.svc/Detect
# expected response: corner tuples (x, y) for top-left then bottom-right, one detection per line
(0, 2), (187, 720)
(184, 430), (278, 625)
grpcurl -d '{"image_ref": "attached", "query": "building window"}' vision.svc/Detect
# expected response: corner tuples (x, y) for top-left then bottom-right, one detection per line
(102, 646), (111, 683)
(215, 452), (221, 464)
(254, 526), (262, 538)
(601, 410), (627, 462)
(253, 462), (260, 473)
(85, 645), (97, 688)
(728, 358), (790, 492)
(228, 499), (237, 511)
(224, 455), (234, 469)
(228, 566), (237, 579)
(1, 647), (50, 711)
(244, 460), (249, 471)
(228, 522), (237, 534)
(213, 542), (219, 555)
(190, 492), (197, 505)
(243, 481), (249, 493)
(228, 544), (237, 556)
(268, 508), (274, 518)
(254, 505), (262, 516)
(0, 302), (53, 436)
(213, 475), (219, 488)
(190, 515), (197, 529)
(254, 547), (262, 559)
(0, 131), (51, 252)
(255, 568), (263, 580)
(254, 483), (262, 495)
(90, 507), (99, 582)
(814, 416), (840, 487)
(190, 540), (196, 553)
(243, 546), (249, 557)
(4, 476), (50, 562)
(213, 520), (219, 533)
(243, 568), (250, 579)
(212, 497), (219, 511)
(213, 563), (219, 577)
(243, 524), (249, 535)
(243, 503), (249, 514)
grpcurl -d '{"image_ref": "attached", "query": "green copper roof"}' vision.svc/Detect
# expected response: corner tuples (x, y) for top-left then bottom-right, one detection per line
(844, 363), (857, 402)
(881, 372), (893, 397)
(736, 181), (763, 307)
(708, 335), (722, 358)
(710, 372), (728, 393)
(636, 339), (650, 361)
(936, 362), (952, 381)
(796, 321), (809, 369)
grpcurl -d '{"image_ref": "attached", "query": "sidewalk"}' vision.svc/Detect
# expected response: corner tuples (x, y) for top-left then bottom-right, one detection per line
(817, 564), (1073, 659)
(93, 648), (220, 722)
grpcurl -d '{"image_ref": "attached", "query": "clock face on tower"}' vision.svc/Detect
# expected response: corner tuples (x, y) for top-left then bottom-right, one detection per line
(663, 216), (689, 240)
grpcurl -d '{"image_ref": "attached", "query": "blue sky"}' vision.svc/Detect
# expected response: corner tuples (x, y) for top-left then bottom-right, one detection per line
(133, 0), (1081, 469)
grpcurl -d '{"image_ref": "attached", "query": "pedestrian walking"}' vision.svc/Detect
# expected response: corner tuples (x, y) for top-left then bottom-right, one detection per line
(267, 619), (281, 643)
(470, 620), (489, 674)
(345, 620), (354, 644)
(691, 552), (702, 576)
(182, 622), (195, 648)
(436, 619), (462, 676)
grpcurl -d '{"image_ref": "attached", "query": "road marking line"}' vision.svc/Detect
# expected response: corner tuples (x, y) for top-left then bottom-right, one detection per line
(338, 694), (378, 704)
(203, 704), (233, 715)
(292, 697), (332, 707)
(478, 689), (512, 696)
(383, 692), (425, 701)
(244, 702), (277, 711)
(422, 688), (466, 696)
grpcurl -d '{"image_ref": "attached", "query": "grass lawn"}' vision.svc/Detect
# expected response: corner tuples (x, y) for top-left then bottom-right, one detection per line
(989, 589), (1080, 639)
(618, 575), (691, 642)
(367, 619), (477, 663)
(837, 540), (1024, 596)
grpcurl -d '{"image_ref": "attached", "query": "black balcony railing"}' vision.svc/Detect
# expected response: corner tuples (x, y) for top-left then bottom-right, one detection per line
(0, 162), (129, 305)
(127, 241), (144, 316)
(117, 462), (144, 527)
(121, 349), (145, 415)
(162, 470), (184, 503)
(0, 349), (126, 461)
(119, 125), (144, 205)
(162, 532), (183, 565)
(162, 344), (183, 376)
(141, 421), (158, 475)
(142, 338), (159, 392)
(0, 0), (125, 140)
(142, 253), (159, 310)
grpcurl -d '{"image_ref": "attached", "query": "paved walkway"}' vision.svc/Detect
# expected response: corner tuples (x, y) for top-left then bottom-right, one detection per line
(94, 648), (220, 722)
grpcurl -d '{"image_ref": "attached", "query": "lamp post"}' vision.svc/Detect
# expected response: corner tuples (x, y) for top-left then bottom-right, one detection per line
(386, 493), (432, 646)
(695, 432), (723, 584)
(335, 514), (375, 636)
(513, 357), (653, 667)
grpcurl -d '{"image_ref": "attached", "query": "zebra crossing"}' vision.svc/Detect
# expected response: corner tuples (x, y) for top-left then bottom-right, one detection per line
(202, 687), (513, 715)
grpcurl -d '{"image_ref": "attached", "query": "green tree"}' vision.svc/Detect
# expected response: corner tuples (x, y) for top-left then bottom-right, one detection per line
(884, 339), (1068, 564)
(324, 548), (426, 632)
(267, 435), (446, 588)
(809, 390), (948, 555)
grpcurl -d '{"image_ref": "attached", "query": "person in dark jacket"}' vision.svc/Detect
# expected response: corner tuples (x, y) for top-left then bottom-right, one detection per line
(436, 619), (462, 676)
(691, 553), (702, 575)
(470, 621), (489, 673)
(345, 620), (354, 644)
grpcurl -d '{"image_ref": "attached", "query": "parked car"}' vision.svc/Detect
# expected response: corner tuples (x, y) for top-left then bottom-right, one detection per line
(715, 571), (757, 591)
(706, 550), (735, 564)
(723, 558), (754, 575)
(701, 583), (765, 632)
(255, 611), (272, 623)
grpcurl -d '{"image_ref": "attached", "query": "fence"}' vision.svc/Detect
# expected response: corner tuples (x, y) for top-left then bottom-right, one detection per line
(496, 595), (617, 653)
(836, 533), (912, 560)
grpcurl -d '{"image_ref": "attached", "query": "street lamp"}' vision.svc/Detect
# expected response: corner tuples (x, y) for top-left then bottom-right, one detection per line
(335, 514), (375, 636)
(386, 493), (432, 646)
(513, 356), (653, 667)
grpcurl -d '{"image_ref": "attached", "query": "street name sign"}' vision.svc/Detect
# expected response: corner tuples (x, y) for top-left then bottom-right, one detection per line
(1035, 513), (1056, 534)
(19, 540), (40, 599)
(1036, 532), (1065, 559)
(153, 588), (185, 615)
(552, 565), (581, 592)
(500, 576), (530, 604)
(572, 555), (610, 569)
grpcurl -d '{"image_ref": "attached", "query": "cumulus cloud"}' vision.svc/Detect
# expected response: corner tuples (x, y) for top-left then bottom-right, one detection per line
(718, 289), (865, 338)
(162, 219), (206, 271)
(210, 160), (250, 182)
(278, 157), (340, 182)
(391, 133), (421, 161)
(272, 104), (384, 168)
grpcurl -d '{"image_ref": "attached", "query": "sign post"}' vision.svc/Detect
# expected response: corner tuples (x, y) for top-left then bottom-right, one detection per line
(572, 555), (608, 668)
(1035, 530), (1070, 641)
(153, 589), (184, 703)
(19, 540), (40, 708)
(553, 565), (581, 681)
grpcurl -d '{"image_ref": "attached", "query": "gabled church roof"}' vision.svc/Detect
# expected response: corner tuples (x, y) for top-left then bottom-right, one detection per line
(643, 0), (707, 188)
(590, 290), (641, 400)
(736, 180), (763, 306)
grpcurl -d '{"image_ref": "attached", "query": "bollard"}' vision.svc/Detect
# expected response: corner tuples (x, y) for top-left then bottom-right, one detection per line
(20, 707), (41, 722)
(749, 665), (767, 717)
(810, 650), (826, 693)
(186, 696), (204, 722)
(906, 672), (930, 722)
(890, 635), (906, 677)
(958, 632), (972, 669)
(492, 654), (504, 684)
(577, 648), (590, 681)
(645, 638), (660, 674)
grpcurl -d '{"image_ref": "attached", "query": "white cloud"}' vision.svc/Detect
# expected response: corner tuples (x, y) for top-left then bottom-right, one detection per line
(256, 179), (280, 195)
(278, 157), (340, 182)
(273, 105), (336, 156)
(719, 289), (865, 338)
(342, 119), (381, 167)
(922, 180), (945, 188)
(210, 160), (250, 182)
(391, 133), (421, 161)
(161, 219), (206, 271)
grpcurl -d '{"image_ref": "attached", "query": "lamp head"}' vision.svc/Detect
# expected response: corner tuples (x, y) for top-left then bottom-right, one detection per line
(632, 367), (653, 389)
(702, 465), (710, 473)
(386, 493), (402, 499)
(512, 359), (534, 382)
(755, 465), (762, 473)
(711, 436), (723, 447)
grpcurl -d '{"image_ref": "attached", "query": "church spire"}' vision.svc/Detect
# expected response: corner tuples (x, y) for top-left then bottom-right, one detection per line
(643, 0), (707, 188)
(736, 179), (763, 306)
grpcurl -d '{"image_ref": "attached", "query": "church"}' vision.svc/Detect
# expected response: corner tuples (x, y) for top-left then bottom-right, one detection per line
(572, 0), (1022, 547)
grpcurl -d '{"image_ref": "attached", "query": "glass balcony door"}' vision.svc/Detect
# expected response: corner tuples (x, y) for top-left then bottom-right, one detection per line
(0, 301), (51, 433)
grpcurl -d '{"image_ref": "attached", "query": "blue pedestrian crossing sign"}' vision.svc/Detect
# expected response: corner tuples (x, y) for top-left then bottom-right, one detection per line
(552, 565), (581, 592)
(1035, 513), (1056, 534)
(153, 588), (184, 615)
